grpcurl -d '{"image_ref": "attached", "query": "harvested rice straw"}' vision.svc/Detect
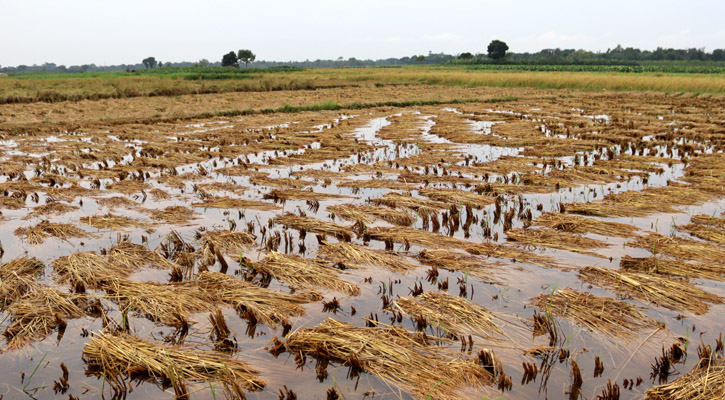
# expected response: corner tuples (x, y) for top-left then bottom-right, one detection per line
(79, 213), (145, 230)
(535, 212), (638, 238)
(283, 318), (492, 400)
(95, 196), (140, 209)
(337, 179), (417, 191)
(394, 292), (504, 339)
(249, 174), (309, 189)
(25, 202), (79, 219)
(677, 223), (725, 245)
(645, 357), (725, 400)
(0, 257), (44, 306)
(15, 221), (89, 245)
(52, 252), (133, 292)
(3, 288), (86, 349)
(690, 214), (725, 228)
(83, 331), (264, 398)
(274, 214), (352, 241)
(147, 205), (198, 224)
(103, 278), (213, 327)
(199, 229), (255, 260)
(566, 184), (711, 217)
(263, 188), (350, 201)
(108, 240), (181, 270)
(369, 191), (448, 214)
(319, 241), (418, 273)
(621, 255), (724, 282)
(257, 251), (360, 296)
(505, 227), (608, 258)
(149, 188), (170, 200)
(630, 233), (725, 265)
(366, 226), (472, 249)
(419, 188), (495, 208)
(328, 204), (416, 226)
(531, 288), (658, 339)
(192, 271), (308, 325)
(366, 226), (560, 269)
(191, 196), (280, 210)
(417, 249), (501, 282)
(579, 266), (722, 315)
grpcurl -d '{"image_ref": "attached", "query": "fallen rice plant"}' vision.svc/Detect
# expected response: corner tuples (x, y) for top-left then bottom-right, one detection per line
(690, 214), (725, 228)
(263, 188), (350, 201)
(256, 251), (360, 295)
(328, 204), (415, 226)
(283, 318), (492, 400)
(621, 255), (724, 282)
(419, 188), (494, 208)
(274, 214), (352, 241)
(579, 266), (722, 315)
(535, 212), (638, 237)
(191, 196), (280, 210)
(199, 229), (255, 258)
(677, 222), (725, 245)
(3, 288), (87, 349)
(319, 241), (418, 273)
(25, 202), (79, 219)
(531, 288), (658, 339)
(645, 355), (725, 399)
(103, 278), (214, 327)
(630, 233), (725, 264)
(147, 205), (198, 224)
(79, 213), (145, 230)
(83, 331), (264, 398)
(505, 227), (608, 258)
(566, 184), (712, 217)
(394, 291), (504, 339)
(366, 226), (560, 269)
(15, 221), (89, 245)
(417, 249), (501, 281)
(108, 240), (181, 270)
(192, 271), (309, 326)
(52, 252), (132, 292)
(369, 191), (448, 214)
(0, 257), (44, 307)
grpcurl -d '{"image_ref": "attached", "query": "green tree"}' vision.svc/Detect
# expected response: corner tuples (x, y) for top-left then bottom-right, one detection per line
(221, 51), (238, 67)
(487, 40), (509, 61)
(142, 57), (157, 69)
(196, 58), (210, 67)
(458, 52), (474, 60)
(237, 49), (256, 68)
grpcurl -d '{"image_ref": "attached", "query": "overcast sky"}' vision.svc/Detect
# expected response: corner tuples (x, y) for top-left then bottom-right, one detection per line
(1, 0), (723, 66)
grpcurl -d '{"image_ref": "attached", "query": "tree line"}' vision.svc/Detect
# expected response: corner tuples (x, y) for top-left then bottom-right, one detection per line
(2, 43), (724, 75)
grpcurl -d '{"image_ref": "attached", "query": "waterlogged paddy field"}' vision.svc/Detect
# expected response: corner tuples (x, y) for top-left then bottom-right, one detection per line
(0, 88), (724, 400)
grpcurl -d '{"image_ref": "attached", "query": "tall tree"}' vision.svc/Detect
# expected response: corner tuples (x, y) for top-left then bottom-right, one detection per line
(142, 57), (157, 69)
(221, 51), (239, 67)
(237, 49), (256, 68)
(487, 40), (509, 61)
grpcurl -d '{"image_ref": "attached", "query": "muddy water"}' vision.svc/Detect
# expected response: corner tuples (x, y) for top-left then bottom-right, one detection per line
(0, 101), (724, 400)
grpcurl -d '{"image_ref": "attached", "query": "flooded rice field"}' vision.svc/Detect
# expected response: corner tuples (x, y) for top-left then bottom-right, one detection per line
(1, 90), (724, 399)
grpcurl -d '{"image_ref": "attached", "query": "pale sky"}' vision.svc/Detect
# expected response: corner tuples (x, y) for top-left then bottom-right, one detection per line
(1, 0), (723, 66)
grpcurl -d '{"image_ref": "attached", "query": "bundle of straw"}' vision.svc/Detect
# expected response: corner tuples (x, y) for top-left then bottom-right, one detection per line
(395, 292), (503, 339)
(83, 331), (264, 398)
(579, 266), (722, 315)
(284, 318), (492, 400)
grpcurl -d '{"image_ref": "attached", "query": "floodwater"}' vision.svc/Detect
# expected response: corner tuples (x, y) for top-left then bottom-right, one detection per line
(0, 96), (724, 400)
